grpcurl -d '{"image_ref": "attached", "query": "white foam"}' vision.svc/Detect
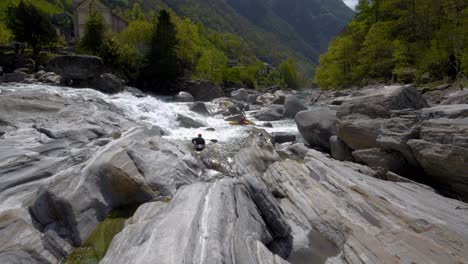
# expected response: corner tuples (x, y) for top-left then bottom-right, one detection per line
(0, 83), (299, 143)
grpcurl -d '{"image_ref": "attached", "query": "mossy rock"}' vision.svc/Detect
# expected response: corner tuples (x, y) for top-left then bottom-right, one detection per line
(64, 205), (139, 263)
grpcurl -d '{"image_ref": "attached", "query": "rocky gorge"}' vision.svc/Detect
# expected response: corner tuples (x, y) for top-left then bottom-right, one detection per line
(0, 60), (468, 264)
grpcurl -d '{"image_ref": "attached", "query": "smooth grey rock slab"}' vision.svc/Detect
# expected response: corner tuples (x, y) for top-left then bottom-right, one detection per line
(338, 85), (428, 118)
(101, 179), (290, 264)
(260, 151), (468, 264)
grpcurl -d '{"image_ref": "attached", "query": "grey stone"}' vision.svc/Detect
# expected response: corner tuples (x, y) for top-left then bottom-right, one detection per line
(38, 72), (61, 84)
(176, 114), (206, 128)
(330, 135), (353, 161)
(421, 104), (468, 119)
(233, 129), (281, 176)
(283, 95), (307, 118)
(34, 70), (46, 79)
(174, 91), (194, 102)
(352, 148), (407, 175)
(189, 102), (209, 115)
(408, 117), (468, 200)
(256, 93), (276, 105)
(1, 72), (27, 83)
(101, 179), (290, 264)
(14, 68), (30, 74)
(181, 80), (224, 102)
(231, 88), (249, 101)
(272, 132), (296, 144)
(214, 98), (242, 116)
(254, 105), (285, 121)
(91, 73), (125, 94)
(124, 87), (146, 98)
(247, 94), (258, 104)
(441, 90), (468, 105)
(48, 55), (104, 81)
(260, 152), (468, 264)
(338, 84), (428, 118)
(272, 90), (287, 104)
(295, 107), (337, 151)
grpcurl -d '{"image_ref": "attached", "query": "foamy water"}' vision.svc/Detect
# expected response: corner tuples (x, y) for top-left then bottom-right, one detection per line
(0, 83), (299, 143)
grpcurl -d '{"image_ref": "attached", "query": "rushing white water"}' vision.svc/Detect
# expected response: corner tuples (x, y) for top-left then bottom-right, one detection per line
(0, 83), (299, 143)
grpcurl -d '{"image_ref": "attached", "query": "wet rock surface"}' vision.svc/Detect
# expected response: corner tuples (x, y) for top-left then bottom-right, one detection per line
(1, 83), (468, 264)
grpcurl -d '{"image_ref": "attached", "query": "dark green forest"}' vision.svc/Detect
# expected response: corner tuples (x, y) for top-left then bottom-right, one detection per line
(315, 0), (468, 89)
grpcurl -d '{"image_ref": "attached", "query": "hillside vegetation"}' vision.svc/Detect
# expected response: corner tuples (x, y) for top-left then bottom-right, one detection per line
(315, 0), (468, 89)
(104, 0), (353, 74)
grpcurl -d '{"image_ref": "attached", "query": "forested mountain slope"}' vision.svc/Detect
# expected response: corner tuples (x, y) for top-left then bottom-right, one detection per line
(315, 0), (468, 89)
(106, 0), (354, 71)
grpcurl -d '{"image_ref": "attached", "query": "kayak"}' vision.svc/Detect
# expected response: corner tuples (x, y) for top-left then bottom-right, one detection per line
(229, 120), (255, 126)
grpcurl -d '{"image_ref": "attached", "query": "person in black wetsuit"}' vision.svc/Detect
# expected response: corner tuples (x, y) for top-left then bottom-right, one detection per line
(192, 134), (206, 151)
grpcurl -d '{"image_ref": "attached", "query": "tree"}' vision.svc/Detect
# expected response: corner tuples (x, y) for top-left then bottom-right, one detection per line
(279, 58), (299, 89)
(0, 24), (13, 46)
(7, 1), (57, 56)
(78, 10), (107, 55)
(131, 3), (145, 21)
(145, 10), (182, 84)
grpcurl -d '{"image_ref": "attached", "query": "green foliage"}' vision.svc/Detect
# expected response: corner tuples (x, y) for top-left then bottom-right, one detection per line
(78, 10), (107, 55)
(130, 3), (145, 21)
(0, 0), (64, 22)
(118, 19), (153, 53)
(100, 36), (142, 79)
(315, 0), (468, 89)
(194, 49), (227, 83)
(7, 1), (57, 55)
(143, 9), (182, 85)
(0, 23), (13, 45)
(279, 58), (299, 89)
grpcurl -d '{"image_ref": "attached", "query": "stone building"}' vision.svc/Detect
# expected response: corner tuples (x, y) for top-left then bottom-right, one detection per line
(72, 0), (128, 40)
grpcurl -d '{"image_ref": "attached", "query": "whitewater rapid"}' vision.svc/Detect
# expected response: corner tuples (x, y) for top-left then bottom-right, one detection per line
(0, 83), (299, 144)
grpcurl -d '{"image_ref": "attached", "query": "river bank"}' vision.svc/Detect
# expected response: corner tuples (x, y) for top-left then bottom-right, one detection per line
(0, 81), (467, 264)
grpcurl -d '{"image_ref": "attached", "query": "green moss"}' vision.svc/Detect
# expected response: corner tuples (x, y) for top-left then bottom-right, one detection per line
(64, 247), (99, 264)
(64, 205), (139, 264)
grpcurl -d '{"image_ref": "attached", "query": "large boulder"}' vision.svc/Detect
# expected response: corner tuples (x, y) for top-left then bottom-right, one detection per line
(176, 114), (206, 128)
(233, 129), (281, 176)
(181, 80), (224, 102)
(101, 179), (290, 264)
(272, 90), (287, 104)
(352, 148), (407, 176)
(283, 95), (307, 118)
(0, 72), (27, 83)
(337, 114), (421, 166)
(260, 151), (468, 264)
(214, 98), (242, 116)
(29, 128), (160, 246)
(338, 84), (428, 118)
(256, 93), (276, 105)
(329, 135), (353, 161)
(231, 88), (249, 101)
(91, 73), (125, 94)
(441, 90), (468, 105)
(174, 91), (194, 102)
(272, 132), (296, 144)
(189, 101), (210, 115)
(254, 105), (284, 121)
(48, 55), (104, 82)
(408, 112), (468, 200)
(295, 107), (337, 151)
